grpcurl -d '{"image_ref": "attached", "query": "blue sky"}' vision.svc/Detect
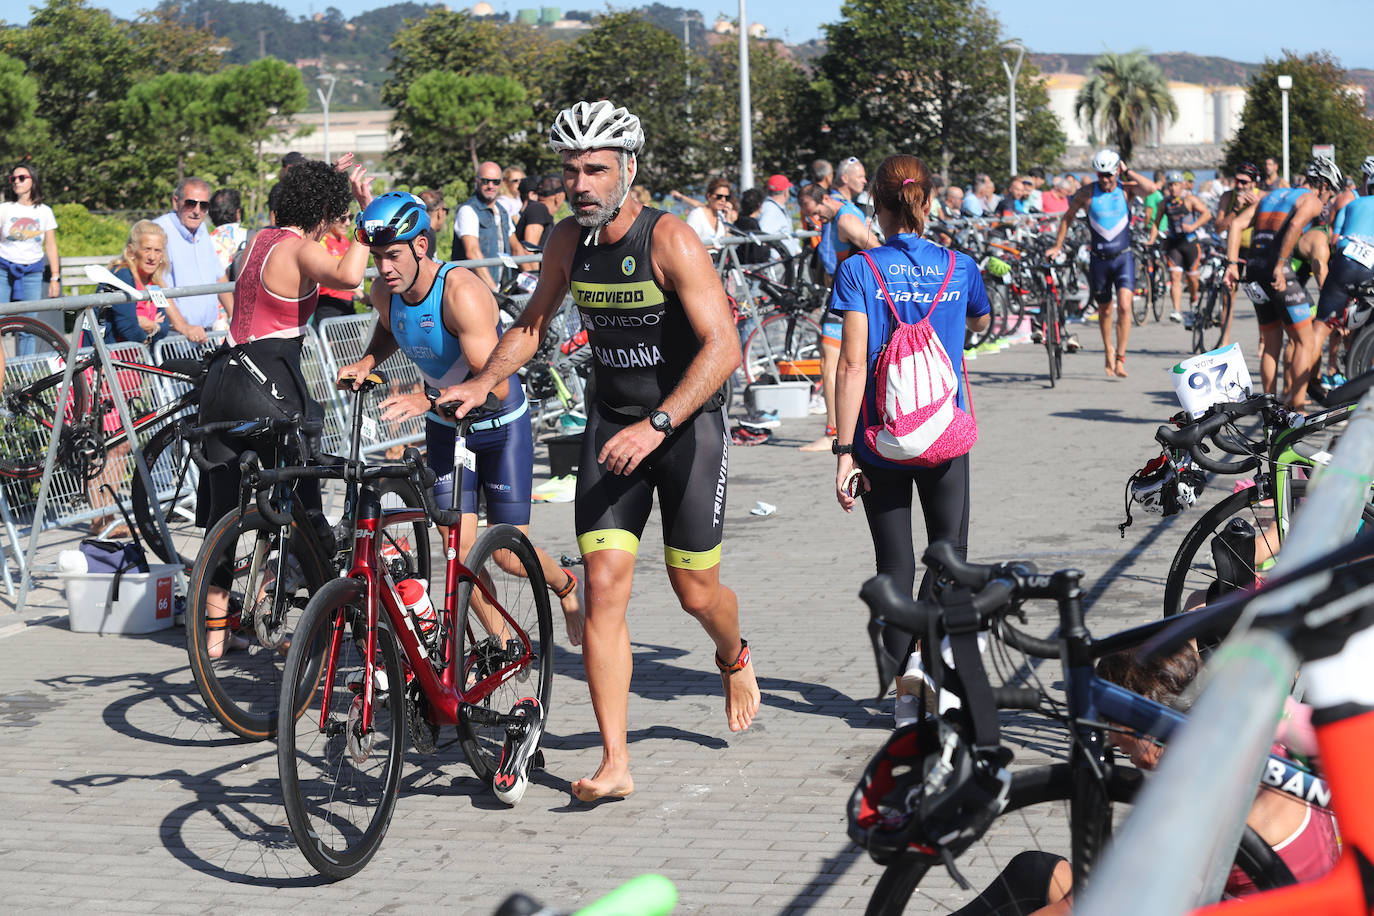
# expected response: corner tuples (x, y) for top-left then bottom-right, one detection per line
(7, 0), (1370, 70)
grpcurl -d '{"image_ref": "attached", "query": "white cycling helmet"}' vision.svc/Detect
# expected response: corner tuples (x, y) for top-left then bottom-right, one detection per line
(1305, 156), (1344, 193)
(549, 100), (645, 156)
(1091, 149), (1121, 174)
(1361, 155), (1374, 184)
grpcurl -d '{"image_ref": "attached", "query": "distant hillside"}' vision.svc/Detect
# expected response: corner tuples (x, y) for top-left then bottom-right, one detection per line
(1030, 52), (1261, 86)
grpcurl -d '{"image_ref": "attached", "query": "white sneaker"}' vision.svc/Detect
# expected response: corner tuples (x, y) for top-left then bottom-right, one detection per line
(1168, 311), (1183, 323)
(533, 475), (576, 504)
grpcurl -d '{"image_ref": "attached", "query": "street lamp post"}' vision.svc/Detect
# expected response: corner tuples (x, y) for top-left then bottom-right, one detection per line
(317, 72), (338, 165)
(1001, 41), (1026, 177)
(738, 0), (754, 189)
(1277, 74), (1292, 185)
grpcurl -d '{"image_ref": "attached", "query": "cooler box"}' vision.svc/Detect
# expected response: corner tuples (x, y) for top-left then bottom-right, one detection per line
(544, 433), (583, 478)
(746, 381), (812, 418)
(63, 565), (179, 635)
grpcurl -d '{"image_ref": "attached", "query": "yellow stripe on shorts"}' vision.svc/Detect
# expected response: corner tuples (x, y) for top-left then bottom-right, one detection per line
(665, 544), (721, 570)
(578, 529), (640, 556)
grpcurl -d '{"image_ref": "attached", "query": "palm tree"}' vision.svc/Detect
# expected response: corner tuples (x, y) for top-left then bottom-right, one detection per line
(1074, 50), (1178, 162)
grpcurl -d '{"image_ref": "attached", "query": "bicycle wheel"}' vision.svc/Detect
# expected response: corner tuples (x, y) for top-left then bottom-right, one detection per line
(1152, 261), (1167, 321)
(0, 315), (89, 479)
(278, 577), (404, 880)
(1043, 295), (1060, 386)
(1207, 284), (1232, 352)
(743, 310), (824, 391)
(1344, 324), (1374, 379)
(185, 503), (331, 740)
(377, 478), (431, 582)
(1162, 478), (1374, 618)
(1191, 291), (1209, 354)
(131, 421), (200, 567)
(985, 280), (1012, 339)
(1131, 255), (1149, 325)
(455, 524), (553, 784)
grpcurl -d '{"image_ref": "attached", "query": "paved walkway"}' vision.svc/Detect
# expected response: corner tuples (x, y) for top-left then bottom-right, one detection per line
(0, 308), (1265, 913)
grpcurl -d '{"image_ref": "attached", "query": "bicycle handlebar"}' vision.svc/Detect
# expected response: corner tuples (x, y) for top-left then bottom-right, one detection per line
(1152, 395), (1288, 474)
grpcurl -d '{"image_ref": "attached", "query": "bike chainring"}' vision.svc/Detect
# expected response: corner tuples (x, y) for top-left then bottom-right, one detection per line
(406, 683), (440, 755)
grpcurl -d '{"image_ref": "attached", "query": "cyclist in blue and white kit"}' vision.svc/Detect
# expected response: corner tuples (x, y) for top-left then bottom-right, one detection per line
(1316, 157), (1374, 332)
(1047, 149), (1157, 377)
(336, 192), (585, 644)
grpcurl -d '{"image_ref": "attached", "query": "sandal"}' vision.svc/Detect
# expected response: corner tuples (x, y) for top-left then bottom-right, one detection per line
(715, 638), (751, 675)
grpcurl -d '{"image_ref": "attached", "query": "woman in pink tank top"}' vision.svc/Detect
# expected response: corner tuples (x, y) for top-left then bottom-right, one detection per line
(198, 154), (372, 657)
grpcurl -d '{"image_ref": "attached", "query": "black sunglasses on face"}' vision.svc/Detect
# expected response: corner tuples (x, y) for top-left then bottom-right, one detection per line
(9, 174), (31, 183)
(181, 199), (210, 211)
(711, 193), (731, 201)
(478, 178), (502, 186)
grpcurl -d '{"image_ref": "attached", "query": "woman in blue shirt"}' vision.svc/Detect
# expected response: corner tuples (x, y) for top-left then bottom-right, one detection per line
(831, 154), (991, 725)
(98, 220), (170, 346)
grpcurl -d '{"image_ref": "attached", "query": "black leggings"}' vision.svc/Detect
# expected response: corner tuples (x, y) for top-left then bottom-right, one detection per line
(951, 851), (1065, 916)
(860, 453), (971, 659)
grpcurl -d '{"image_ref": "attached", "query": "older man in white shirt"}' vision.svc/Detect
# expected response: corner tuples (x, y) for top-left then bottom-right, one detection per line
(757, 174), (800, 256)
(153, 176), (233, 342)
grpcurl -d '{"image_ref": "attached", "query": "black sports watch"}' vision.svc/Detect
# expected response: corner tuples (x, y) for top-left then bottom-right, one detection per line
(649, 410), (674, 435)
(832, 441), (854, 455)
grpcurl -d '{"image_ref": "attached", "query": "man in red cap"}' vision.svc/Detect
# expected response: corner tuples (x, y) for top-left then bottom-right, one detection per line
(758, 174), (800, 255)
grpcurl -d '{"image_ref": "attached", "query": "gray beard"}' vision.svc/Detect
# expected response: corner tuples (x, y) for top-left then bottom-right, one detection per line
(573, 171), (630, 227)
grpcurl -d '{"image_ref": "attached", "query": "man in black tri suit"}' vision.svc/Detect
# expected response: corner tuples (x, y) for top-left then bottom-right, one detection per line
(439, 100), (760, 803)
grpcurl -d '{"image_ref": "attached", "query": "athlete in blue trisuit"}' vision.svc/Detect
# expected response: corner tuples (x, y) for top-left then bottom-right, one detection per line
(1313, 157), (1374, 382)
(335, 190), (585, 646)
(1225, 158), (1343, 410)
(439, 100), (761, 803)
(1046, 149), (1157, 378)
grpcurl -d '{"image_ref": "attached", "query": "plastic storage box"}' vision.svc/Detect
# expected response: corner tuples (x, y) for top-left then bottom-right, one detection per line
(63, 565), (179, 635)
(745, 381), (812, 418)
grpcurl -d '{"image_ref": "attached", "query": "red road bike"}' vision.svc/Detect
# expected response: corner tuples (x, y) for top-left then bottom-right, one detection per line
(271, 384), (553, 879)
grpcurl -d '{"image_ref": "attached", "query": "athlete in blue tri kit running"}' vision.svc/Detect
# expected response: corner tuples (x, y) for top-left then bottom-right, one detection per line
(1047, 149), (1157, 378)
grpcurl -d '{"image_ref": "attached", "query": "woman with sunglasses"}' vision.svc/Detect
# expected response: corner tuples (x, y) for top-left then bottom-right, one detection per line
(0, 163), (61, 355)
(685, 177), (734, 249)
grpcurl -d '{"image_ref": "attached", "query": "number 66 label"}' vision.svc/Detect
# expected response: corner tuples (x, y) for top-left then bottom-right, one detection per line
(1171, 342), (1253, 418)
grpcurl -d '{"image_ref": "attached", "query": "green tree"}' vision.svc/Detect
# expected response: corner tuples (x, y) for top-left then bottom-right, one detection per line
(812, 0), (1064, 186)
(1224, 51), (1374, 182)
(0, 54), (46, 163)
(384, 10), (563, 181)
(1074, 50), (1178, 163)
(699, 38), (810, 184)
(0, 0), (225, 205)
(557, 12), (694, 194)
(404, 72), (530, 180)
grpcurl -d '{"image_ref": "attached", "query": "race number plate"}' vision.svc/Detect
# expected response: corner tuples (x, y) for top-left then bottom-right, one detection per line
(1344, 239), (1374, 269)
(453, 437), (477, 472)
(515, 272), (538, 293)
(360, 414), (379, 443)
(1171, 342), (1253, 419)
(145, 285), (171, 311)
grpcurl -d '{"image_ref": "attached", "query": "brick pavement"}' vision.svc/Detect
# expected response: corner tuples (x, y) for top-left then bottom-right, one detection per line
(0, 308), (1266, 914)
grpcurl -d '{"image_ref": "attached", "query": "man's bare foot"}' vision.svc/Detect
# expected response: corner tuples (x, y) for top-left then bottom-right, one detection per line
(799, 436), (833, 452)
(1114, 353), (1128, 377)
(720, 659), (761, 732)
(571, 764), (634, 802)
(1104, 353), (1116, 378)
(562, 605), (585, 646)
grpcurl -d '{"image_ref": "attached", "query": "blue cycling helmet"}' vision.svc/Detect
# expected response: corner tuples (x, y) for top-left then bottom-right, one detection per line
(356, 192), (429, 246)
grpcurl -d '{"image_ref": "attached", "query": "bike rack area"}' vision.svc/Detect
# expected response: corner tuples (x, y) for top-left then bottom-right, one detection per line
(0, 231), (811, 610)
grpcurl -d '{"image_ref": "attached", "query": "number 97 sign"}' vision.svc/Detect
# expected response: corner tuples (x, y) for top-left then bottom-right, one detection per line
(1171, 343), (1253, 419)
